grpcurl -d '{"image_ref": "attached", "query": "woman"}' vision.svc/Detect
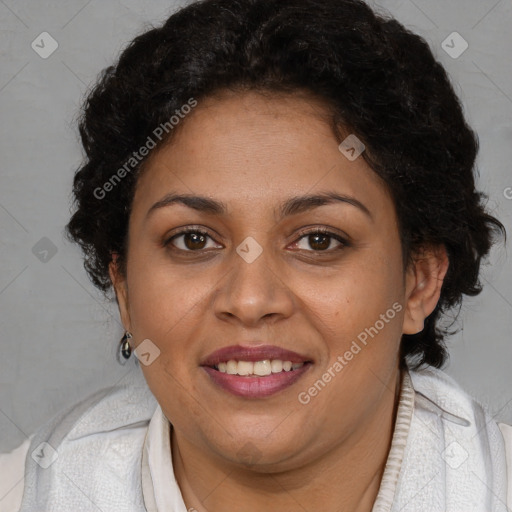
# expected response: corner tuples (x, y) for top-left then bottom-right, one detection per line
(1, 0), (511, 510)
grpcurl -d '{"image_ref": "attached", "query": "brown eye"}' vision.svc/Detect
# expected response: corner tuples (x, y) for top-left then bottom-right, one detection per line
(183, 232), (207, 250)
(166, 229), (222, 252)
(308, 233), (331, 251)
(291, 229), (348, 252)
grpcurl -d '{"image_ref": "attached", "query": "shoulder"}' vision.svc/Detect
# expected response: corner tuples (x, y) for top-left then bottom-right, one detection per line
(32, 366), (156, 446)
(0, 437), (32, 512)
(498, 422), (512, 506)
(1, 367), (157, 512)
(408, 365), (512, 499)
(407, 364), (497, 425)
(499, 422), (512, 446)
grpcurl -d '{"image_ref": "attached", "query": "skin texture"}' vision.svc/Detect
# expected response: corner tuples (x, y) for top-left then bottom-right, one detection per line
(110, 90), (449, 512)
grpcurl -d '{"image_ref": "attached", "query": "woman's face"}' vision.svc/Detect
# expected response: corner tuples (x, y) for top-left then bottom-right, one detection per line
(112, 90), (439, 470)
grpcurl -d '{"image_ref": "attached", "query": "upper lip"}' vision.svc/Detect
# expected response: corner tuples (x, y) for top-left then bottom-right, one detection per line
(200, 344), (313, 367)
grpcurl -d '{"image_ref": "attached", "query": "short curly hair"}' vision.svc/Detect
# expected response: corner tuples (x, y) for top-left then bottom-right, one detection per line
(65, 0), (506, 370)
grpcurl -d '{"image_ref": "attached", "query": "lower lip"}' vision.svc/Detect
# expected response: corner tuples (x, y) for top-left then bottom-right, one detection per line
(202, 364), (312, 398)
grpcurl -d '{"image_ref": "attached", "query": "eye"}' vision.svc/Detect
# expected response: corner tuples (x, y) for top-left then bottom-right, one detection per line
(164, 227), (348, 253)
(290, 228), (348, 252)
(165, 228), (222, 251)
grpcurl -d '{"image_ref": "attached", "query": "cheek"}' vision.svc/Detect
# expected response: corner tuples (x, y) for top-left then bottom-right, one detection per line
(336, 254), (403, 367)
(127, 252), (212, 336)
(294, 256), (404, 429)
(300, 249), (404, 349)
(127, 260), (210, 416)
(124, 253), (218, 395)
(295, 254), (404, 420)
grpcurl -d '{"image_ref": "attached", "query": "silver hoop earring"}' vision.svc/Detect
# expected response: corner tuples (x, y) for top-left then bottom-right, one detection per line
(119, 332), (133, 360)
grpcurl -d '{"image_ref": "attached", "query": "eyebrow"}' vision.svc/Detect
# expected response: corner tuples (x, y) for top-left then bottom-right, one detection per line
(146, 191), (373, 222)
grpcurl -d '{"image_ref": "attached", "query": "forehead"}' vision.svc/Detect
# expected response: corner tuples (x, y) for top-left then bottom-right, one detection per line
(132, 90), (393, 220)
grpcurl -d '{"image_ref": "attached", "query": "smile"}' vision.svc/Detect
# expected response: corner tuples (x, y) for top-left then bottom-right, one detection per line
(203, 360), (312, 398)
(213, 359), (305, 376)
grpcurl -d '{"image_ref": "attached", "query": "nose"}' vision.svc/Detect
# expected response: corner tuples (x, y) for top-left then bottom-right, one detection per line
(213, 242), (295, 327)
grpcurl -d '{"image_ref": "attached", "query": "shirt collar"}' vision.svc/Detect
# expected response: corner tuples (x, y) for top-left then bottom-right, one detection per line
(141, 404), (188, 512)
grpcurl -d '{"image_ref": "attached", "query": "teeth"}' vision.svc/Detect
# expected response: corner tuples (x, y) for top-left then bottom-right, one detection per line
(215, 359), (305, 376)
(254, 360), (272, 376)
(271, 360), (283, 373)
(226, 360), (237, 374)
(237, 361), (253, 376)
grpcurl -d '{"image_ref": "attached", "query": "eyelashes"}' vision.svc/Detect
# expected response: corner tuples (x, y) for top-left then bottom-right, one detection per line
(165, 227), (222, 252)
(164, 226), (350, 254)
(291, 227), (348, 252)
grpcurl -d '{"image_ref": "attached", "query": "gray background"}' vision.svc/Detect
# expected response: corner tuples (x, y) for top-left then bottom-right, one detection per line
(0, 0), (511, 454)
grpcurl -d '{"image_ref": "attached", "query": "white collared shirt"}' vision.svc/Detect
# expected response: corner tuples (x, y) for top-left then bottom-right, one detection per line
(136, 370), (512, 511)
(1, 370), (511, 511)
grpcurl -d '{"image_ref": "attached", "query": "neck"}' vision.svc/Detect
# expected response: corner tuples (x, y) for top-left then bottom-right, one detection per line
(172, 369), (402, 512)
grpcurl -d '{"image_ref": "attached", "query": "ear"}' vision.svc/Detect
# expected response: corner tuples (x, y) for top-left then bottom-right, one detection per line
(109, 252), (131, 331)
(402, 244), (449, 335)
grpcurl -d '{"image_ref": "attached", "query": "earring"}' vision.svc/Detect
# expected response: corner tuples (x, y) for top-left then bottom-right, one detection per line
(119, 331), (133, 360)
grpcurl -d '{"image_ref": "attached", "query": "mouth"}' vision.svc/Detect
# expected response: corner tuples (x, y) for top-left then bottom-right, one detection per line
(200, 345), (313, 398)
